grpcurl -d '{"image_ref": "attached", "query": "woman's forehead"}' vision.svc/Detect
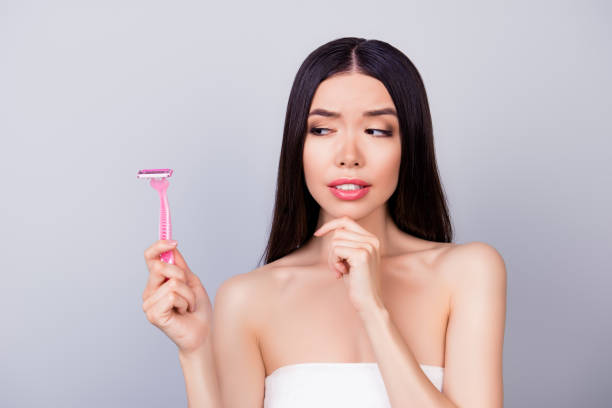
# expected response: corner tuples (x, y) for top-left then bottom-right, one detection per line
(310, 73), (394, 115)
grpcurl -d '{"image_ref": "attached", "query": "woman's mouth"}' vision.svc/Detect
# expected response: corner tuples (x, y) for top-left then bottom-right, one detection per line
(328, 184), (370, 200)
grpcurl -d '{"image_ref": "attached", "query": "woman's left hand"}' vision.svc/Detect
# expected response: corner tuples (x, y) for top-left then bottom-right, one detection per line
(314, 216), (384, 315)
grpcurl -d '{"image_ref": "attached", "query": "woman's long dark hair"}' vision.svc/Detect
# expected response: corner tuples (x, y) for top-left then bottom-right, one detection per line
(257, 37), (453, 267)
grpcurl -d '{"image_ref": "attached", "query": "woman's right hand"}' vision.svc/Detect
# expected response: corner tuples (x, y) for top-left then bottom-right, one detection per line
(142, 240), (213, 355)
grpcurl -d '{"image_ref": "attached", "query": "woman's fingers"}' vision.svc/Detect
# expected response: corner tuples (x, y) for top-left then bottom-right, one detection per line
(143, 240), (188, 299)
(335, 260), (348, 278)
(142, 261), (188, 301)
(143, 240), (200, 292)
(143, 277), (196, 315)
(172, 247), (202, 289)
(147, 290), (189, 327)
(144, 240), (178, 270)
(172, 246), (191, 275)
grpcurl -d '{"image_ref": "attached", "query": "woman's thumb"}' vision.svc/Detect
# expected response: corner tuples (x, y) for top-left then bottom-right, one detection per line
(172, 247), (200, 287)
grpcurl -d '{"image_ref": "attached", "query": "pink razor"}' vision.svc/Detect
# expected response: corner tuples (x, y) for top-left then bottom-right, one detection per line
(137, 168), (175, 265)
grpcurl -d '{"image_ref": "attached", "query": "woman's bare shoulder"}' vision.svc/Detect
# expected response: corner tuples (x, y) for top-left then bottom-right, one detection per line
(212, 254), (307, 349)
(216, 262), (279, 297)
(216, 254), (302, 307)
(435, 241), (506, 289)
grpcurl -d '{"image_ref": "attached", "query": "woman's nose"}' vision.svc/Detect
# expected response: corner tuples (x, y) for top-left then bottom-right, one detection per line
(335, 132), (362, 167)
(338, 158), (360, 167)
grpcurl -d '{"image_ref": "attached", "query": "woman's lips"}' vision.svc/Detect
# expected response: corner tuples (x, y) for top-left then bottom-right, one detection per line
(328, 185), (370, 200)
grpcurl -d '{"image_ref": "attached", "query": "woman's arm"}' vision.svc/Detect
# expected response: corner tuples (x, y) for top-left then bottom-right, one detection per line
(211, 272), (267, 407)
(177, 271), (266, 408)
(178, 337), (222, 408)
(361, 241), (506, 407)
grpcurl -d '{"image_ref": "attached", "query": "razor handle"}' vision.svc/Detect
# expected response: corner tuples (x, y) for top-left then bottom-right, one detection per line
(158, 185), (175, 265)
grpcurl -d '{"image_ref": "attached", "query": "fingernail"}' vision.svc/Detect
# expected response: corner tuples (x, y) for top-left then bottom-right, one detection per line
(167, 240), (177, 245)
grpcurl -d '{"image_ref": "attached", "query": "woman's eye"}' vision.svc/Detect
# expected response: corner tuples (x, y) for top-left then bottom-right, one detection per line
(309, 127), (331, 136)
(366, 129), (393, 137)
(309, 127), (392, 137)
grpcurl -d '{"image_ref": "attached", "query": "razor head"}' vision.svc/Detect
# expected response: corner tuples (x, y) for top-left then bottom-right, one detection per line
(137, 168), (173, 179)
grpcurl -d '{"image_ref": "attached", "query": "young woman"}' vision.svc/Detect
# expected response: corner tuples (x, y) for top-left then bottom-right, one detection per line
(142, 37), (507, 408)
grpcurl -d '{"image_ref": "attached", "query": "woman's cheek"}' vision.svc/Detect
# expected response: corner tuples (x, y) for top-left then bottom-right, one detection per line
(302, 149), (325, 198)
(375, 152), (401, 195)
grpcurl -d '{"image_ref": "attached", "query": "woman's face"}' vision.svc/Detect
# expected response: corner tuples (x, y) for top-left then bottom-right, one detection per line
(303, 72), (402, 219)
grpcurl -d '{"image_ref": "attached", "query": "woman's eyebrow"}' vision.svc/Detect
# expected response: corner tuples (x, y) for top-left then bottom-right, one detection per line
(308, 107), (397, 118)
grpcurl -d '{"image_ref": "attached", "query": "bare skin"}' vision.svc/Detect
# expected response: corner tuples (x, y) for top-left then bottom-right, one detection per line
(253, 231), (456, 377)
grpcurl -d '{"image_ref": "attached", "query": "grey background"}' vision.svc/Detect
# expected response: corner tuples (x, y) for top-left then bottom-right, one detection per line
(1, 0), (610, 406)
